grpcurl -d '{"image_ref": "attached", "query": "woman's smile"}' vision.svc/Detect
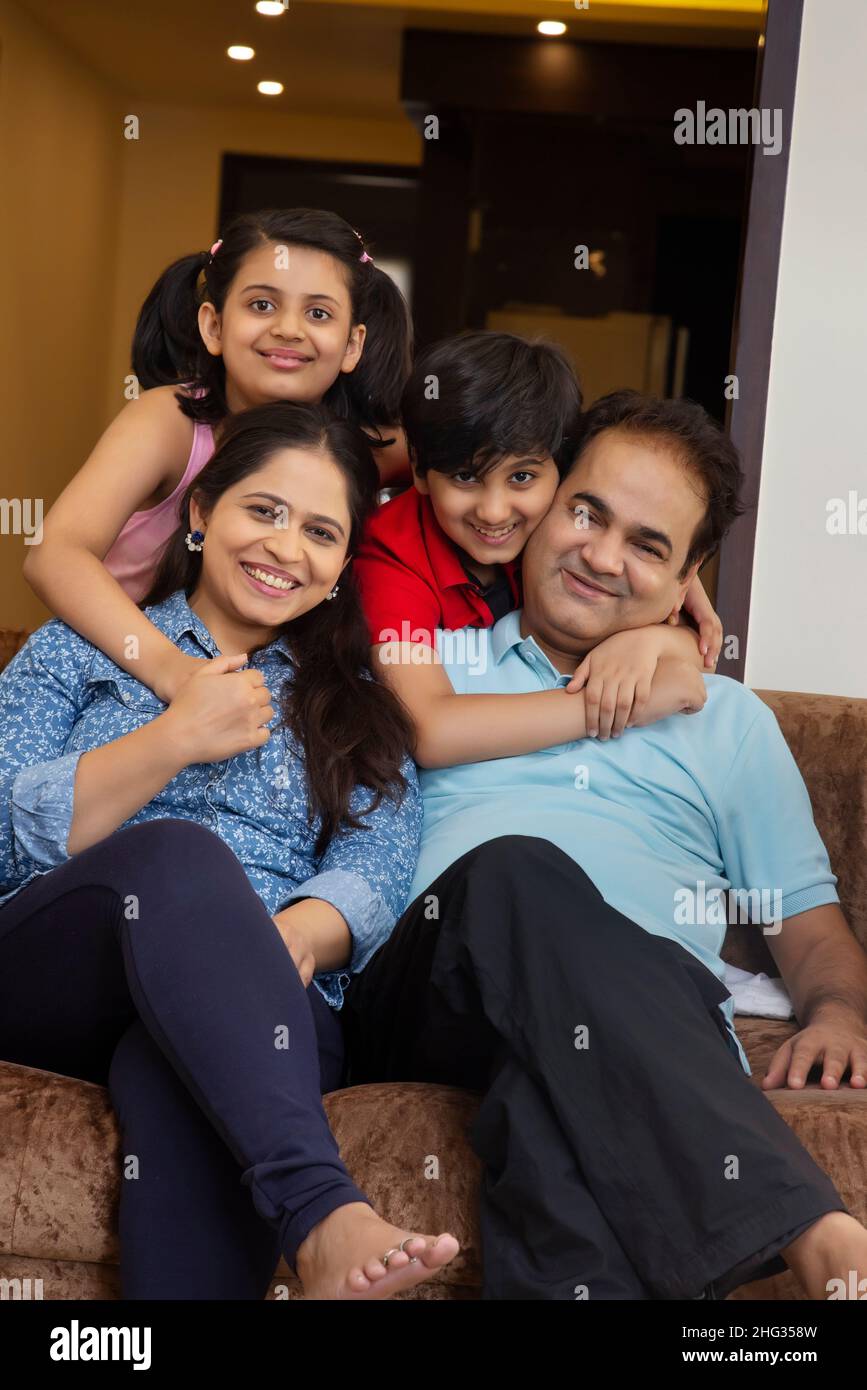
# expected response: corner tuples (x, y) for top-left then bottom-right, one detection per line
(239, 560), (303, 597)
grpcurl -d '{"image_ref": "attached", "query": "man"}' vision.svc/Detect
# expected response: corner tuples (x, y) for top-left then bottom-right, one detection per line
(341, 390), (867, 1301)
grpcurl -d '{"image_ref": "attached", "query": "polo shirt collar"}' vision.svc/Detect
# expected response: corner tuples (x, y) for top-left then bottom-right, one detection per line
(490, 609), (571, 684)
(144, 590), (294, 663)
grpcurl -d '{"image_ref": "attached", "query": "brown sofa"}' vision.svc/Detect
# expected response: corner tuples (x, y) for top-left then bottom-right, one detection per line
(1, 622), (866, 1299)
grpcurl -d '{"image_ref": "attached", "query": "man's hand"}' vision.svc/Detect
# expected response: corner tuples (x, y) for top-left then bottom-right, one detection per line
(761, 1007), (867, 1090)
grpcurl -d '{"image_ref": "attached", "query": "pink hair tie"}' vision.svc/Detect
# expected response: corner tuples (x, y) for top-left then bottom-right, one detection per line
(208, 238), (223, 261)
(352, 227), (373, 264)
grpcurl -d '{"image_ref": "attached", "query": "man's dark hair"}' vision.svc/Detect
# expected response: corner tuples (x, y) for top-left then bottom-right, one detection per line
(572, 390), (745, 575)
(401, 330), (583, 479)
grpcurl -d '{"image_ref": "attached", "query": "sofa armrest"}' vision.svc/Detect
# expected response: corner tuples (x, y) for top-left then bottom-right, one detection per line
(724, 690), (867, 975)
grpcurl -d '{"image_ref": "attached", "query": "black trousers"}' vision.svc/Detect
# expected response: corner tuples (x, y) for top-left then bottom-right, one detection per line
(341, 836), (847, 1300)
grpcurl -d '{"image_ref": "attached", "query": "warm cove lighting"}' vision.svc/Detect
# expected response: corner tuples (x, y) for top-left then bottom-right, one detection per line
(256, 2), (286, 15)
(538, 20), (567, 36)
(227, 46), (255, 61)
(257, 80), (284, 95)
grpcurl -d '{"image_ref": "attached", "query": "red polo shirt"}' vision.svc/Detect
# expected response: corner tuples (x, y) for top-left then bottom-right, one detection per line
(354, 487), (522, 647)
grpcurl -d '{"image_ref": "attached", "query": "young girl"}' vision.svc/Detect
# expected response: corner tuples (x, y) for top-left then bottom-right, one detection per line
(0, 401), (458, 1299)
(23, 207), (411, 704)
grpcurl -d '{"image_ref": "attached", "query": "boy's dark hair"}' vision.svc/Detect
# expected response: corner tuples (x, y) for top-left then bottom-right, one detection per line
(402, 331), (583, 479)
(131, 208), (411, 440)
(572, 390), (745, 575)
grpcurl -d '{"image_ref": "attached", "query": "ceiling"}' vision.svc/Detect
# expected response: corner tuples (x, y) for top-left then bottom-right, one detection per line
(17, 0), (765, 118)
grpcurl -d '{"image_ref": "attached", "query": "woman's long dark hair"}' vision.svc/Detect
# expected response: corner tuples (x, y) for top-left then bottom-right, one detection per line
(130, 208), (412, 440)
(141, 401), (415, 855)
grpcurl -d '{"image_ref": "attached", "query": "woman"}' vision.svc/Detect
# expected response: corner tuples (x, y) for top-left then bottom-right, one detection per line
(0, 401), (459, 1299)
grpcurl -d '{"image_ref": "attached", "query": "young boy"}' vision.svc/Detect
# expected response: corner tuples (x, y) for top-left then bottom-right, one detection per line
(353, 331), (722, 767)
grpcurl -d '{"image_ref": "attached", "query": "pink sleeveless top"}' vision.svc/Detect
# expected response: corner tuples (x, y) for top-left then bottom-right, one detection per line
(103, 407), (216, 601)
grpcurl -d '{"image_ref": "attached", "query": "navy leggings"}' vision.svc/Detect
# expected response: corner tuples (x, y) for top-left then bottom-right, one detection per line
(0, 819), (369, 1299)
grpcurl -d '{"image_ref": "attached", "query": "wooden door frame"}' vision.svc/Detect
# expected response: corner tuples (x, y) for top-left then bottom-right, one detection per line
(715, 0), (805, 681)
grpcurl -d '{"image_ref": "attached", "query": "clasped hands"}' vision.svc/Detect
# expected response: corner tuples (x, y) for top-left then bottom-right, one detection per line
(564, 577), (723, 740)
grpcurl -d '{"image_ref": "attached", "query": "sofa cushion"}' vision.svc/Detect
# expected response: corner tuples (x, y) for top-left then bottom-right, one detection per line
(3, 1018), (867, 1300)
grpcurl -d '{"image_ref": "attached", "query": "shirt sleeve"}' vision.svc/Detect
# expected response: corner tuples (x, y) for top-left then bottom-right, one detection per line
(716, 700), (839, 929)
(353, 540), (442, 648)
(0, 625), (89, 890)
(278, 754), (422, 983)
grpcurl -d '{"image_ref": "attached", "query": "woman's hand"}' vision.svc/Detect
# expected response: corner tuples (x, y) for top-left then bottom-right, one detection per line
(627, 659), (707, 728)
(160, 653), (274, 766)
(272, 913), (317, 987)
(154, 649), (208, 704)
(682, 574), (723, 669)
(272, 899), (352, 980)
(566, 629), (663, 739)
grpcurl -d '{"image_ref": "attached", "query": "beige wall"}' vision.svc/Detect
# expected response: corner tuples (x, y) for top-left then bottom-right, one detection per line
(0, 0), (419, 629)
(0, 0), (122, 627)
(744, 0), (867, 698)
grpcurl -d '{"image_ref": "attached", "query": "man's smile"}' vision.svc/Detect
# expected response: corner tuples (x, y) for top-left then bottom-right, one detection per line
(561, 566), (621, 601)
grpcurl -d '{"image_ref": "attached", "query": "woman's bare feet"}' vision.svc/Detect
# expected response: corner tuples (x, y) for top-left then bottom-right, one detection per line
(295, 1201), (460, 1300)
(781, 1211), (867, 1298)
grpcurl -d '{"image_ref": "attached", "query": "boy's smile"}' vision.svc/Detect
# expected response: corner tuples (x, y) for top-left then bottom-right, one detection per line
(414, 453), (560, 584)
(465, 518), (521, 546)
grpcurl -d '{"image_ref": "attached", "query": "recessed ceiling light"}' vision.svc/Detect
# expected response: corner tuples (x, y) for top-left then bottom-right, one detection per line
(256, 2), (287, 15)
(257, 80), (284, 96)
(228, 46), (255, 61)
(537, 21), (567, 37)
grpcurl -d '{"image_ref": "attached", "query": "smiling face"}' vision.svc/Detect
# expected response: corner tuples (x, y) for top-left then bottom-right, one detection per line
(414, 453), (560, 582)
(521, 429), (708, 668)
(198, 242), (366, 413)
(187, 445), (353, 655)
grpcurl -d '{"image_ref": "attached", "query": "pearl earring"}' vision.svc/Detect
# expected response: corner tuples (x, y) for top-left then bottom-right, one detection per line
(185, 530), (205, 552)
(325, 584), (339, 601)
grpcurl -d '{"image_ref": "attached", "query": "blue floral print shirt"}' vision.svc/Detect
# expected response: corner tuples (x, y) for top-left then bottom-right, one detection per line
(0, 591), (422, 1009)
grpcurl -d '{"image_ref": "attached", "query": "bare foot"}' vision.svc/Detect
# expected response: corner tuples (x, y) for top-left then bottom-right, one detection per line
(296, 1201), (460, 1300)
(782, 1211), (867, 1298)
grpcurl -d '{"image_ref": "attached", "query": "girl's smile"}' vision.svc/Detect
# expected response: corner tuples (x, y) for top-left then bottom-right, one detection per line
(257, 348), (315, 372)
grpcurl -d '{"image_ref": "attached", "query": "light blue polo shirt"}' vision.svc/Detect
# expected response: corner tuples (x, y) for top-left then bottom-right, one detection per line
(410, 611), (839, 1074)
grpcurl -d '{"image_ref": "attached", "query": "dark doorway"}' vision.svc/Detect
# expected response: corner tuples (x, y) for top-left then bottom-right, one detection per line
(218, 152), (421, 302)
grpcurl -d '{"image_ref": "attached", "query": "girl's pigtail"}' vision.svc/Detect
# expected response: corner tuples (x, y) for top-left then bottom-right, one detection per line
(131, 253), (209, 390)
(341, 264), (413, 432)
